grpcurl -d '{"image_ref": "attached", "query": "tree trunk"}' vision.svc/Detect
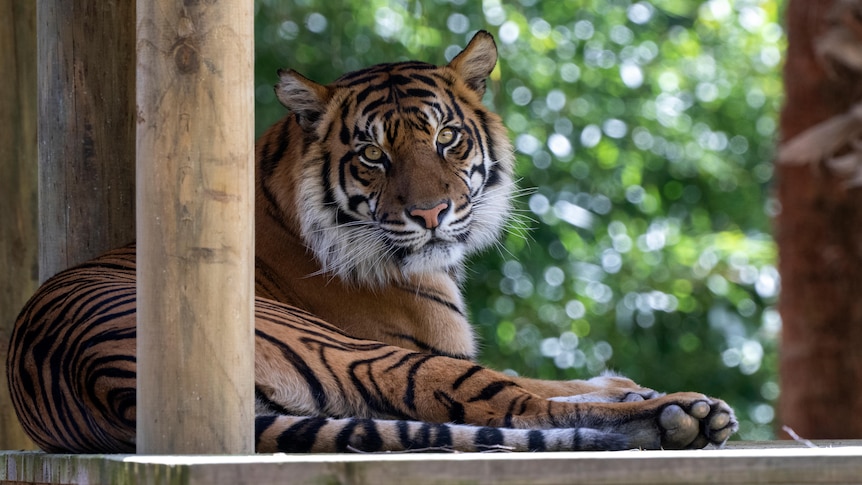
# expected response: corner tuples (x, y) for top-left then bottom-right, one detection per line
(0, 0), (37, 451)
(778, 0), (862, 438)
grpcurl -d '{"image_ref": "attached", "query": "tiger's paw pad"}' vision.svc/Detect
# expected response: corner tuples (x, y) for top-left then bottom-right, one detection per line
(658, 398), (737, 449)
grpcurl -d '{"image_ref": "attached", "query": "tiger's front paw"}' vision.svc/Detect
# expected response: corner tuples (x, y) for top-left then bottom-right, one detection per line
(654, 393), (737, 449)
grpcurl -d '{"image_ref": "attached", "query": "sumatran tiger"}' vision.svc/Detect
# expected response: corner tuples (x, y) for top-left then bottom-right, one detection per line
(7, 31), (737, 454)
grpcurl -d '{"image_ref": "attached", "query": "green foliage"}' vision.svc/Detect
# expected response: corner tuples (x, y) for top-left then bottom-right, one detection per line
(254, 0), (783, 441)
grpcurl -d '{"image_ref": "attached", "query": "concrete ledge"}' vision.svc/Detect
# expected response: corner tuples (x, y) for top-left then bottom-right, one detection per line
(3, 442), (862, 484)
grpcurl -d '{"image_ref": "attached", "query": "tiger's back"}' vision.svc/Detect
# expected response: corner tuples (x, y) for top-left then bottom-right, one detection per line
(7, 31), (737, 454)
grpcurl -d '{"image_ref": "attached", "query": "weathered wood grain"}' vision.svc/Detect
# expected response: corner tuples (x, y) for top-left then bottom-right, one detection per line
(36, 0), (136, 282)
(135, 0), (255, 454)
(4, 443), (862, 485)
(0, 0), (38, 452)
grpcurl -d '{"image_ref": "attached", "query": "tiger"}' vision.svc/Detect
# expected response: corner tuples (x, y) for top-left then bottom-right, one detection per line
(7, 30), (737, 454)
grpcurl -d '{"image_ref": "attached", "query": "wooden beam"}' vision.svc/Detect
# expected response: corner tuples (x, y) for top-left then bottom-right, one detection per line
(36, 0), (136, 282)
(4, 444), (862, 484)
(135, 0), (255, 454)
(0, 0), (37, 451)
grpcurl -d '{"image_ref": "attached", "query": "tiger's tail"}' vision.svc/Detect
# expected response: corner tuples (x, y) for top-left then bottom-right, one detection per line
(254, 415), (628, 453)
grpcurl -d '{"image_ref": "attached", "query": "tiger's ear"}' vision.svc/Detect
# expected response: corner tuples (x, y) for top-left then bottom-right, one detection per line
(447, 30), (498, 97)
(275, 69), (332, 129)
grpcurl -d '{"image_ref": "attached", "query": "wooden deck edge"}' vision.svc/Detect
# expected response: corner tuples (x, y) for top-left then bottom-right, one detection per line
(3, 442), (862, 485)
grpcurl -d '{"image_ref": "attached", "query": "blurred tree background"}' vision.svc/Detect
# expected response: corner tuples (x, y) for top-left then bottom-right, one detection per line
(254, 0), (784, 441)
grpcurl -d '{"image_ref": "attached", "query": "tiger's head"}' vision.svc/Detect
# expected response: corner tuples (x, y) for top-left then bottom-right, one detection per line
(274, 31), (514, 285)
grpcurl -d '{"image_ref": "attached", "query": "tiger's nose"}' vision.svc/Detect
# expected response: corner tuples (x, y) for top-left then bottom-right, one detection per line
(408, 201), (450, 229)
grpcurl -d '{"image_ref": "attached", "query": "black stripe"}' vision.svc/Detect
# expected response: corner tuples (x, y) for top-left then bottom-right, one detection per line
(405, 88), (435, 98)
(357, 87), (383, 108)
(515, 394), (531, 416)
(339, 100), (352, 144)
(277, 417), (329, 452)
(347, 195), (369, 214)
(106, 385), (136, 427)
(459, 137), (475, 161)
(475, 427), (505, 449)
(254, 415), (278, 445)
(347, 351), (412, 419)
(339, 72), (385, 86)
(259, 118), (290, 177)
(432, 423), (453, 448)
(387, 74), (413, 86)
(410, 73), (438, 88)
(452, 365), (483, 390)
(434, 390), (465, 424)
(528, 430), (546, 451)
(321, 153), (336, 207)
(397, 420), (415, 447)
(385, 333), (470, 360)
(336, 208), (360, 225)
(470, 158), (487, 182)
(397, 421), (431, 449)
(85, 355), (136, 425)
(486, 165), (501, 188)
(337, 151), (352, 195)
(255, 386), (293, 415)
(572, 428), (581, 450)
(468, 381), (519, 403)
(403, 355), (434, 411)
(349, 163), (372, 187)
(336, 418), (383, 452)
(394, 284), (465, 317)
(503, 413), (514, 427)
(385, 352), (418, 372)
(446, 89), (465, 121)
(385, 118), (400, 145)
(256, 329), (328, 411)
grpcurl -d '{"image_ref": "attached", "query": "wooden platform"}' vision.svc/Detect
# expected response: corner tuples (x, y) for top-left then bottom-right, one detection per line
(3, 441), (862, 485)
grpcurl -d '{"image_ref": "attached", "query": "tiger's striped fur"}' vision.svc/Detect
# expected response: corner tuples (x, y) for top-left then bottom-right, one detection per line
(7, 31), (737, 454)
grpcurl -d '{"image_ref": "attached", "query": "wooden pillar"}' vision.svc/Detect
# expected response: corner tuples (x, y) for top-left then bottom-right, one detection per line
(136, 0), (255, 454)
(0, 0), (37, 451)
(36, 1), (136, 282)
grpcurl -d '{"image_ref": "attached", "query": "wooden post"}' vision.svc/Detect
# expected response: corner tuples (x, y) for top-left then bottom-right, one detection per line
(0, 0), (37, 451)
(136, 0), (255, 454)
(36, 0), (136, 282)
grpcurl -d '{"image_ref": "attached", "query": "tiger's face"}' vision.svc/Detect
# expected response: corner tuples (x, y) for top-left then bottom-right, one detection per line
(276, 32), (514, 285)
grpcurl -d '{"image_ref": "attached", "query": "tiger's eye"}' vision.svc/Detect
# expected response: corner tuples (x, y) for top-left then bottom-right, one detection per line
(363, 146), (383, 161)
(437, 128), (455, 145)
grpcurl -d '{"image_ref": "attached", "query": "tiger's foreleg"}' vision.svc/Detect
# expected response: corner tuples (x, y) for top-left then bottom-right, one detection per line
(508, 374), (663, 402)
(403, 357), (736, 450)
(254, 310), (737, 452)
